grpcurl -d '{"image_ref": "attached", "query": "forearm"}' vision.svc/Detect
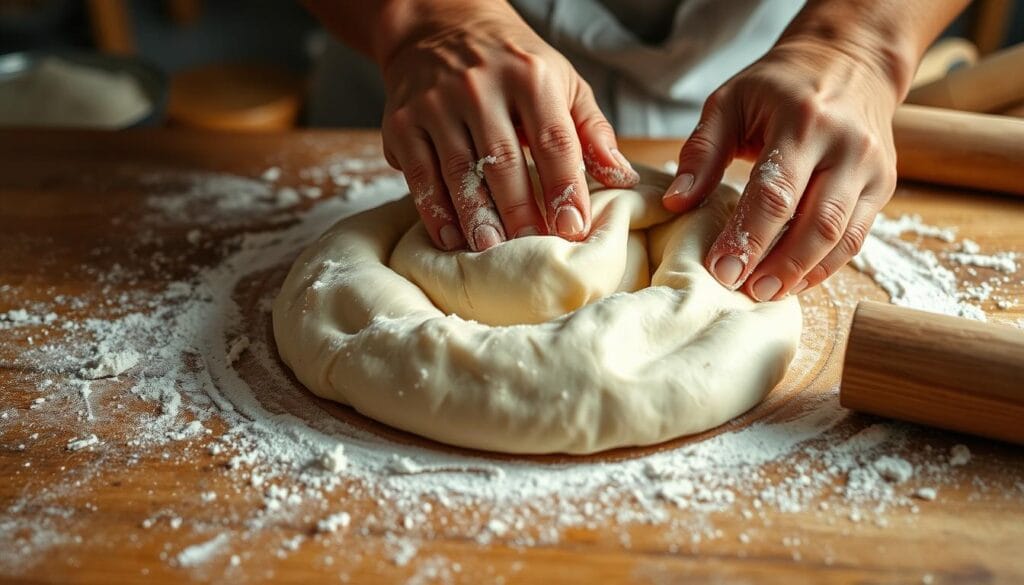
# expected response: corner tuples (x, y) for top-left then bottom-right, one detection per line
(302, 0), (516, 67)
(776, 0), (970, 99)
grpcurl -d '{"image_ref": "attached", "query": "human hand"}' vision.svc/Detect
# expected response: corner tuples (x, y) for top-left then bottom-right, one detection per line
(377, 0), (639, 252)
(663, 38), (901, 301)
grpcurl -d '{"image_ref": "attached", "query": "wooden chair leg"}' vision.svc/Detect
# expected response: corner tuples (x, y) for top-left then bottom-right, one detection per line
(86, 0), (136, 55)
(972, 0), (1013, 55)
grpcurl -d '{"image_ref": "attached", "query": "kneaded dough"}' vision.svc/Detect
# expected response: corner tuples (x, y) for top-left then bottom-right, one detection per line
(273, 168), (801, 454)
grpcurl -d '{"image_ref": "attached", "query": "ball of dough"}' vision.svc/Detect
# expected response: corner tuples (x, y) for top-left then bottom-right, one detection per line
(273, 168), (801, 454)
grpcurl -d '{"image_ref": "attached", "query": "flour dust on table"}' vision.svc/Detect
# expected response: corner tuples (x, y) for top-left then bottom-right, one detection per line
(1, 151), (1022, 581)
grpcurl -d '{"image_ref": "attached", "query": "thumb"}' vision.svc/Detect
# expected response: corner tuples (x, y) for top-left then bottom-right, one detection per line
(663, 90), (738, 213)
(572, 83), (640, 188)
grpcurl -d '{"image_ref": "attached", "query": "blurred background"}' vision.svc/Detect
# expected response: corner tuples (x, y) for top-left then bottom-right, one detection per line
(0, 0), (1022, 132)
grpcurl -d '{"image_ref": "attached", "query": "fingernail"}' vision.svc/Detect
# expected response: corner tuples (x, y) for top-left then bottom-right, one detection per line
(472, 224), (502, 251)
(789, 279), (809, 296)
(439, 224), (464, 250)
(554, 206), (585, 238)
(752, 275), (782, 302)
(514, 225), (540, 238)
(665, 173), (695, 198)
(713, 255), (745, 287)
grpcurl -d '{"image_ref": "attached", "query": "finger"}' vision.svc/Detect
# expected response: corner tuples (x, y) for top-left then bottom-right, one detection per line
(742, 165), (860, 301)
(706, 139), (818, 290)
(517, 91), (590, 241)
(801, 183), (892, 292)
(383, 118), (464, 250)
(428, 122), (507, 252)
(573, 83), (639, 188)
(465, 111), (546, 240)
(663, 89), (739, 213)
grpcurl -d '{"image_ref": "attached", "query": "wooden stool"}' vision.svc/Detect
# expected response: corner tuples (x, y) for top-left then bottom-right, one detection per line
(168, 63), (304, 131)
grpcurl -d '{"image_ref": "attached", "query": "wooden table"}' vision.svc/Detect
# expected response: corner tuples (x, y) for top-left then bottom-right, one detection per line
(1, 130), (1023, 584)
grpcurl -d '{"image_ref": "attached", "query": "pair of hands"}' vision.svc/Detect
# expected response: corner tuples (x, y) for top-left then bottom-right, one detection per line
(378, 2), (900, 301)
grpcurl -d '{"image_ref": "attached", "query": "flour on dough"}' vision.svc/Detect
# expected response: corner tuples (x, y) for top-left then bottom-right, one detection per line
(272, 167), (801, 454)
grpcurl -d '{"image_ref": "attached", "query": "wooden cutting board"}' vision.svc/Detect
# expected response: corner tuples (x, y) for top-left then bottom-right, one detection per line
(1, 130), (1022, 584)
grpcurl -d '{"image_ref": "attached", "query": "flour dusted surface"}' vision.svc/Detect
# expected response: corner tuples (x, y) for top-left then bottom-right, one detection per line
(2, 147), (1023, 582)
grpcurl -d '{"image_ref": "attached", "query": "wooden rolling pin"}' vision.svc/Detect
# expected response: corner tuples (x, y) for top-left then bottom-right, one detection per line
(893, 104), (1024, 196)
(906, 43), (1024, 112)
(840, 301), (1024, 445)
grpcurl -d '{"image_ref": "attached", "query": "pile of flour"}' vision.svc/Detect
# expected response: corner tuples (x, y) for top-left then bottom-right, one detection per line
(1, 159), (1021, 582)
(0, 57), (152, 128)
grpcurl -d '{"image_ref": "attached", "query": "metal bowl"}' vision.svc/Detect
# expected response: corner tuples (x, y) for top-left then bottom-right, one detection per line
(0, 50), (168, 128)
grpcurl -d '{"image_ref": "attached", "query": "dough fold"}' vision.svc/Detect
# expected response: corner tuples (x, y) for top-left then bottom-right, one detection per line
(273, 168), (801, 454)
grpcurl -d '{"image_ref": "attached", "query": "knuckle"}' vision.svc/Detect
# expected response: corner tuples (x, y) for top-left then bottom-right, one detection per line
(841, 129), (880, 161)
(575, 79), (597, 103)
(792, 94), (833, 137)
(740, 231), (771, 258)
(795, 93), (827, 122)
(857, 131), (880, 155)
(806, 263), (832, 283)
(839, 220), (870, 256)
(534, 123), (578, 158)
(442, 151), (475, 181)
(681, 132), (719, 161)
(403, 163), (435, 194)
(753, 180), (795, 222)
(458, 69), (487, 104)
(582, 116), (615, 140)
(704, 87), (730, 113)
(385, 106), (412, 130)
(779, 254), (810, 278)
(516, 53), (548, 83)
(417, 88), (446, 115)
(880, 164), (899, 195)
(811, 199), (848, 243)
(482, 138), (523, 179)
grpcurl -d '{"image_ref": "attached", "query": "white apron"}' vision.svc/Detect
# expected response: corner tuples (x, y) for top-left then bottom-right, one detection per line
(308, 0), (804, 137)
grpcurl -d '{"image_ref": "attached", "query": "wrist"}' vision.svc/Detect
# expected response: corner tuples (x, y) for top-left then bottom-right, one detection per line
(776, 3), (919, 101)
(372, 0), (517, 68)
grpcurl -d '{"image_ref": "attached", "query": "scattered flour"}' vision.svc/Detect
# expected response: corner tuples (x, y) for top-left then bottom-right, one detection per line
(319, 444), (347, 473)
(316, 512), (351, 534)
(913, 487), (938, 501)
(874, 455), (914, 484)
(176, 534), (230, 568)
(474, 155), (497, 177)
(949, 444), (972, 466)
(261, 166), (282, 183)
(1, 157), (1019, 581)
(947, 250), (1018, 273)
(275, 187), (301, 208)
(65, 435), (100, 451)
(79, 349), (139, 379)
(225, 336), (250, 365)
(853, 214), (994, 320)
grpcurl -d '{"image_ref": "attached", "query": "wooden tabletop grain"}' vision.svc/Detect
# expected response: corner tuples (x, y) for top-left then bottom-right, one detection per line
(1, 130), (1023, 585)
